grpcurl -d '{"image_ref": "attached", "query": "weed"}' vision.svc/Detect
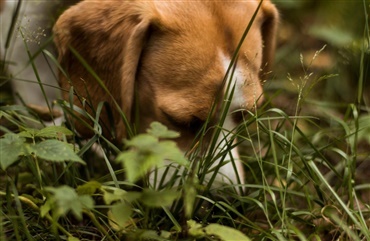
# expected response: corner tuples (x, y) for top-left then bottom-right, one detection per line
(1, 1), (369, 241)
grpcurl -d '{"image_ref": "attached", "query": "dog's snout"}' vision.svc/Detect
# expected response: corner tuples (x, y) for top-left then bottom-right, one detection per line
(230, 94), (264, 124)
(244, 80), (265, 109)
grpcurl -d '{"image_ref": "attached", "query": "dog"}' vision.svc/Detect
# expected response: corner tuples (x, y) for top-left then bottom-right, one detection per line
(53, 0), (278, 189)
(0, 0), (4, 12)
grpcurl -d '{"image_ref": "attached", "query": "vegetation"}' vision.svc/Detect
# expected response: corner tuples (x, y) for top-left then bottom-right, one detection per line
(1, 0), (369, 240)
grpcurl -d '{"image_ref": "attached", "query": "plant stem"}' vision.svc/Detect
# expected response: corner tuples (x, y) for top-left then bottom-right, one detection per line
(84, 210), (115, 241)
(0, 191), (77, 239)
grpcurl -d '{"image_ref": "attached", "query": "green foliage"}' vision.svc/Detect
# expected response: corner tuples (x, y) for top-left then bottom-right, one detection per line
(109, 202), (133, 230)
(126, 229), (172, 241)
(0, 126), (84, 170)
(116, 122), (188, 183)
(1, 1), (370, 240)
(146, 122), (180, 138)
(309, 26), (355, 47)
(140, 189), (181, 207)
(41, 185), (94, 220)
(33, 140), (83, 163)
(98, 123), (189, 233)
(188, 220), (251, 241)
(0, 134), (26, 170)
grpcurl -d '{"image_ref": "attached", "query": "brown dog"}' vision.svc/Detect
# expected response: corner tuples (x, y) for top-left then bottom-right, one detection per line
(54, 0), (278, 188)
(0, 0), (4, 12)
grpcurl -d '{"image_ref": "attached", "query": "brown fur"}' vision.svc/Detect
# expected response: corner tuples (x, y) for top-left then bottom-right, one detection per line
(54, 0), (278, 149)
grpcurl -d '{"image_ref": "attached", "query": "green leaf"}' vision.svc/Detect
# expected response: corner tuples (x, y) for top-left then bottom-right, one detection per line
(40, 199), (52, 217)
(18, 129), (37, 139)
(0, 133), (26, 170)
(124, 134), (158, 150)
(20, 128), (43, 138)
(76, 181), (102, 195)
(188, 220), (205, 237)
(123, 191), (143, 203)
(36, 126), (74, 138)
(32, 140), (85, 164)
(309, 26), (354, 47)
(128, 229), (172, 241)
(188, 221), (251, 241)
(155, 141), (188, 166)
(67, 237), (81, 241)
(117, 150), (162, 183)
(78, 195), (95, 213)
(103, 187), (142, 205)
(103, 188), (128, 205)
(45, 186), (94, 220)
(109, 202), (133, 230)
(184, 180), (198, 218)
(204, 224), (251, 241)
(140, 189), (180, 207)
(116, 132), (188, 183)
(147, 122), (180, 138)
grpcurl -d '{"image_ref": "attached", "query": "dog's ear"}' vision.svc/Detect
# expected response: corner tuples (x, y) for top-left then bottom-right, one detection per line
(54, 1), (161, 140)
(0, 0), (4, 12)
(261, 0), (279, 73)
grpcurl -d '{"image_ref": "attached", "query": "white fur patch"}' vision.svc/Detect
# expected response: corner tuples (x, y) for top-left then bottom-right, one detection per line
(218, 50), (246, 112)
(204, 51), (246, 190)
(212, 114), (245, 188)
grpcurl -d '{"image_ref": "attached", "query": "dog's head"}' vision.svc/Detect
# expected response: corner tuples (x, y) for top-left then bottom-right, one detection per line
(54, 0), (278, 149)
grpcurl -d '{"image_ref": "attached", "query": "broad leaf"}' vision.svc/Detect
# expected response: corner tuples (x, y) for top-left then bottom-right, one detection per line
(128, 229), (172, 241)
(140, 189), (180, 207)
(109, 202), (133, 230)
(76, 181), (102, 195)
(124, 134), (158, 150)
(155, 141), (188, 166)
(0, 134), (26, 170)
(67, 237), (81, 241)
(40, 199), (52, 218)
(188, 220), (204, 237)
(36, 126), (74, 138)
(103, 188), (128, 205)
(188, 220), (251, 241)
(32, 140), (85, 164)
(18, 129), (37, 139)
(118, 150), (162, 183)
(184, 179), (198, 218)
(147, 122), (180, 138)
(117, 132), (187, 183)
(44, 186), (94, 220)
(103, 187), (141, 205)
(204, 224), (251, 241)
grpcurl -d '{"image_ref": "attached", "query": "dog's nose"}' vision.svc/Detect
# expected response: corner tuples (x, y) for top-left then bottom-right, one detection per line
(250, 84), (265, 109)
(225, 84), (264, 125)
(228, 78), (264, 112)
(244, 79), (264, 110)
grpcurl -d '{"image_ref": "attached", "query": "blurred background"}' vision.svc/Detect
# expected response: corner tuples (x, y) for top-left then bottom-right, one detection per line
(270, 0), (369, 110)
(0, 1), (369, 239)
(263, 0), (370, 204)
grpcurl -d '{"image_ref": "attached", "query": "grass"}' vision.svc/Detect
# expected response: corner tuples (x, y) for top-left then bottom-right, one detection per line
(1, 0), (370, 240)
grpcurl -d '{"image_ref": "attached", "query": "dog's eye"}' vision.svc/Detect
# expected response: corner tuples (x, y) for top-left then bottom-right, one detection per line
(188, 116), (204, 132)
(162, 110), (204, 133)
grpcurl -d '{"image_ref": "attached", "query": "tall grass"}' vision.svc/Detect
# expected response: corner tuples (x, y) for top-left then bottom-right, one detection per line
(1, 0), (370, 241)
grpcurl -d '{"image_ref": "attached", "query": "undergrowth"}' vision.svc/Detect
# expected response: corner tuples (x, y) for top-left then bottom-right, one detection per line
(1, 0), (370, 241)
